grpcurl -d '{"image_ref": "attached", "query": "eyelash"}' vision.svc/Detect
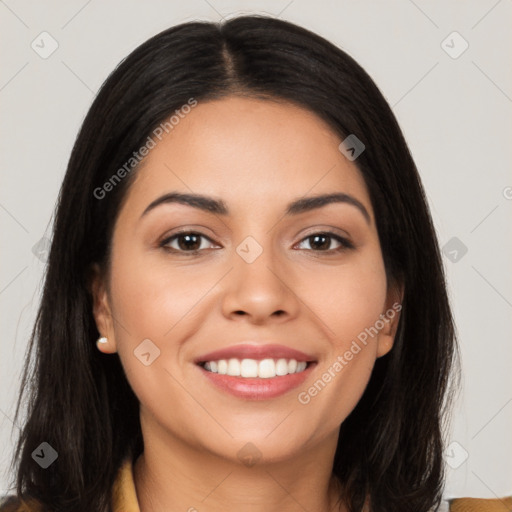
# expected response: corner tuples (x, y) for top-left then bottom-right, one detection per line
(159, 230), (354, 255)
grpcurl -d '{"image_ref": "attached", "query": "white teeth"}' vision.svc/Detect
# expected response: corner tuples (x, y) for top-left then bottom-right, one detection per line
(240, 358), (258, 377)
(202, 358), (309, 378)
(258, 359), (275, 379)
(227, 358), (240, 376)
(275, 358), (289, 376)
(217, 359), (228, 375)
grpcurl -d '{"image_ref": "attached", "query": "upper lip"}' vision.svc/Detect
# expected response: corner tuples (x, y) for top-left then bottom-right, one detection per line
(194, 343), (316, 364)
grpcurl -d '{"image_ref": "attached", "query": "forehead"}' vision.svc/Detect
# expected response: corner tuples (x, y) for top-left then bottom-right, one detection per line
(120, 96), (373, 220)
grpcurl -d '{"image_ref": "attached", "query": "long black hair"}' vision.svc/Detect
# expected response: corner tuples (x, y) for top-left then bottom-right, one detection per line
(5, 14), (460, 512)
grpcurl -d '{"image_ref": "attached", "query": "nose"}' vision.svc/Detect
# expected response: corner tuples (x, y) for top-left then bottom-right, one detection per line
(220, 239), (301, 325)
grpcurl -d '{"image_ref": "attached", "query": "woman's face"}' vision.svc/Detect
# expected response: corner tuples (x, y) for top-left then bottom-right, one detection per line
(92, 96), (402, 464)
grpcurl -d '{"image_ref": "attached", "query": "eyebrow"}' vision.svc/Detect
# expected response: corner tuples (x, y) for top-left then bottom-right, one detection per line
(140, 191), (371, 225)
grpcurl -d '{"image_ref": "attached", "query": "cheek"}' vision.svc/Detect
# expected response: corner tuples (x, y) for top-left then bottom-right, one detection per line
(107, 251), (199, 426)
(300, 348), (376, 435)
(108, 229), (388, 434)
(109, 240), (208, 340)
(294, 250), (387, 425)
(110, 234), (388, 360)
(302, 248), (388, 345)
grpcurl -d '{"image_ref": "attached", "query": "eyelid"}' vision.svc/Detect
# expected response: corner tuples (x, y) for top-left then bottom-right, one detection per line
(158, 225), (218, 243)
(294, 231), (354, 251)
(298, 225), (352, 240)
(159, 229), (219, 249)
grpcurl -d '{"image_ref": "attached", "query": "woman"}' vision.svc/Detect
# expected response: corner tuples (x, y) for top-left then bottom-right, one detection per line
(1, 14), (460, 512)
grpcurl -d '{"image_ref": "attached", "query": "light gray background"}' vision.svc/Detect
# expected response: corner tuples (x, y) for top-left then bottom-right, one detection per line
(1, 0), (511, 501)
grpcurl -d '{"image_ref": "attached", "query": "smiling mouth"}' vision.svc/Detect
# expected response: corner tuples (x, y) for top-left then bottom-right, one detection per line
(198, 358), (315, 379)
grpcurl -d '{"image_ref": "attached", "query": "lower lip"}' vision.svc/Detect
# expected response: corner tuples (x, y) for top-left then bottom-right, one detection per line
(197, 363), (316, 400)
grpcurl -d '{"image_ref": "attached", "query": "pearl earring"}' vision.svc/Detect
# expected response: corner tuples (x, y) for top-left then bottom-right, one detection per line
(97, 336), (108, 345)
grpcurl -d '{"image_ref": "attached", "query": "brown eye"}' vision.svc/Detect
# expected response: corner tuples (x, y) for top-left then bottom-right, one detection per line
(296, 232), (354, 252)
(160, 231), (216, 253)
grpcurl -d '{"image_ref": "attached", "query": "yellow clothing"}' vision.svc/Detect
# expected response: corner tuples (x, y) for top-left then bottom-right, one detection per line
(110, 455), (140, 511)
(1, 457), (511, 511)
(0, 457), (139, 512)
(449, 497), (512, 511)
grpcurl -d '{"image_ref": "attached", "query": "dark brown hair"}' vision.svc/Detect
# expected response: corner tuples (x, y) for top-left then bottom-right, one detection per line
(5, 14), (460, 512)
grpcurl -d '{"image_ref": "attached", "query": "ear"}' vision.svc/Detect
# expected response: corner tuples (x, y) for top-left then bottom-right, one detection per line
(88, 263), (118, 354)
(376, 280), (404, 358)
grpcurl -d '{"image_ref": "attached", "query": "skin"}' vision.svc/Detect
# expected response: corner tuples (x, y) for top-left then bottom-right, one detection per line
(91, 96), (403, 511)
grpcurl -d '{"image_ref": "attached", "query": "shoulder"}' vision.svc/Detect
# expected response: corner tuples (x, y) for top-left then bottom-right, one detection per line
(448, 496), (512, 511)
(0, 495), (44, 512)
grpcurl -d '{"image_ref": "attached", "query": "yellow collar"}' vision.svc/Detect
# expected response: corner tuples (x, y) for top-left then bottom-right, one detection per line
(107, 457), (512, 512)
(111, 456), (140, 512)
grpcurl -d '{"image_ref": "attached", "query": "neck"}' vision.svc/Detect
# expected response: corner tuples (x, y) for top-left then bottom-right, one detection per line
(132, 420), (347, 512)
